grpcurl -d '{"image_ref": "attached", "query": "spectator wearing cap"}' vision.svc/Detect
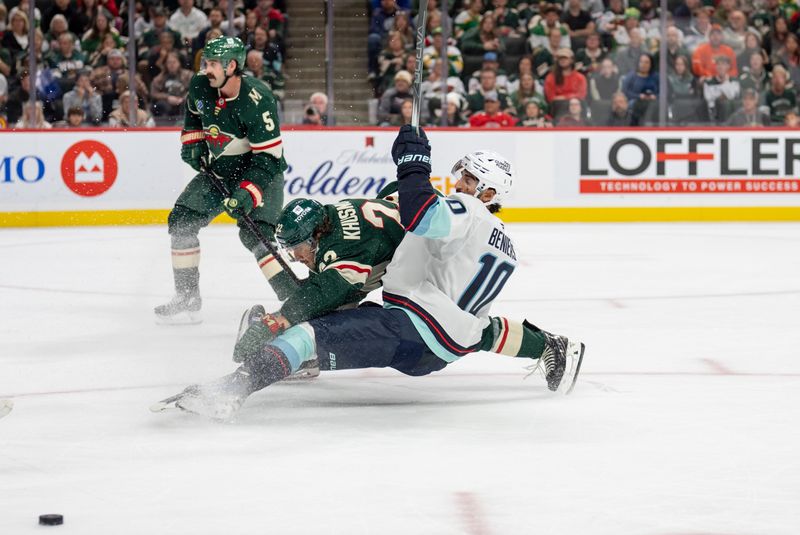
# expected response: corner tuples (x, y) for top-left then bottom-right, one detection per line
(703, 55), (740, 123)
(169, 0), (208, 45)
(454, 0), (484, 40)
(516, 100), (552, 127)
(544, 48), (587, 120)
(469, 90), (515, 127)
(378, 70), (414, 125)
(612, 7), (642, 48)
(739, 50), (770, 93)
(764, 65), (797, 124)
(557, 98), (587, 126)
(528, 3), (571, 52)
(727, 88), (770, 126)
(622, 52), (659, 125)
(466, 68), (511, 113)
(692, 24), (738, 79)
(62, 69), (102, 124)
(423, 27), (464, 77)
(613, 28), (647, 77)
(562, 0), (596, 51)
(467, 52), (509, 93)
(91, 47), (128, 117)
(575, 32), (607, 75)
(460, 12), (503, 57)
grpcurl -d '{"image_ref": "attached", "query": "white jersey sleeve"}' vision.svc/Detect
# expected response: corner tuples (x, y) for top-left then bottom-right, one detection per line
(382, 193), (518, 362)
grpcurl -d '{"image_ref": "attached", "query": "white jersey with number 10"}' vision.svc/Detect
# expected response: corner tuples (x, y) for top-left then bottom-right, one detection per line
(382, 193), (518, 362)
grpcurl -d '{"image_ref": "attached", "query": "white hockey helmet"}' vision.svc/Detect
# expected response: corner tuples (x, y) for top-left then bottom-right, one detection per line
(450, 150), (514, 205)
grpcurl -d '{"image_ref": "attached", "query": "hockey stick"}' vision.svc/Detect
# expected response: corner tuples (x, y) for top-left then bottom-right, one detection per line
(410, 0), (429, 134)
(200, 162), (300, 285)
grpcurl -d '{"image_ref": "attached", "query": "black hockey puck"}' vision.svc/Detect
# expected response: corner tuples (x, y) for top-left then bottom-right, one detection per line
(39, 514), (63, 526)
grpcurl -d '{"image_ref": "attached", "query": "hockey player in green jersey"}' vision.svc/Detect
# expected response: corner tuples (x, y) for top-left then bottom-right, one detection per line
(155, 36), (292, 324)
(231, 196), (406, 364)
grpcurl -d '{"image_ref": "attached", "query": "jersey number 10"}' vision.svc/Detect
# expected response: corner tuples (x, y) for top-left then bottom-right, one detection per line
(458, 253), (515, 315)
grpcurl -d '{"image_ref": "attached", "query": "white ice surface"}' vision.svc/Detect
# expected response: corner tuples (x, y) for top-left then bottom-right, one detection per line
(1, 223), (799, 534)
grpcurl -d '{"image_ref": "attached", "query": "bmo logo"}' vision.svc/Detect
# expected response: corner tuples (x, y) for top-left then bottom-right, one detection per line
(61, 140), (118, 197)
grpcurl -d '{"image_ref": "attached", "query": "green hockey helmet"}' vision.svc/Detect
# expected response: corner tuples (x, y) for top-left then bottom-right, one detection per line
(203, 36), (246, 71)
(276, 199), (326, 249)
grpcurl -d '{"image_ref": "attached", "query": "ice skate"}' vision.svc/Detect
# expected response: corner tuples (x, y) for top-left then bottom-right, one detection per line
(525, 322), (585, 395)
(154, 370), (256, 421)
(283, 358), (320, 381)
(154, 292), (202, 325)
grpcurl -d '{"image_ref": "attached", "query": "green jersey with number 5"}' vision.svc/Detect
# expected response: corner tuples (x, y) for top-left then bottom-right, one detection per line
(182, 73), (287, 180)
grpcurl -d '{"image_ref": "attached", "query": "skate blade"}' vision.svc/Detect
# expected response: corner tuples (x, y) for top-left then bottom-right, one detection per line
(0, 399), (13, 419)
(154, 310), (203, 325)
(149, 392), (186, 412)
(563, 342), (586, 396)
(282, 368), (320, 382)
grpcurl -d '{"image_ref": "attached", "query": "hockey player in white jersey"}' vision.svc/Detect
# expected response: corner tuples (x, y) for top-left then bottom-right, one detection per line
(160, 126), (585, 420)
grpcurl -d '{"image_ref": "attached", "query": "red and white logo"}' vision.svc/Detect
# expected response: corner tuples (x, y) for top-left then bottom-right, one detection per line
(61, 140), (118, 197)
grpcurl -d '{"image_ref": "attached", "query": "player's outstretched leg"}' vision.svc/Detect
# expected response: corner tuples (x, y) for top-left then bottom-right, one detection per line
(160, 344), (294, 420)
(523, 321), (585, 394)
(483, 317), (585, 394)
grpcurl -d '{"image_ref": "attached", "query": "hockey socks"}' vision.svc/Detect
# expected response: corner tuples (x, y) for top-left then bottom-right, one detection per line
(480, 317), (546, 359)
(170, 236), (201, 295)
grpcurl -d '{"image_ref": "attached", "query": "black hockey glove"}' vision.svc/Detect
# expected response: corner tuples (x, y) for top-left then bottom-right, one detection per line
(180, 131), (209, 173)
(391, 125), (431, 179)
(223, 181), (263, 219)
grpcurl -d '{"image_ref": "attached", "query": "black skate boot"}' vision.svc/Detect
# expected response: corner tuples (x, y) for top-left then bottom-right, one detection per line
(524, 321), (585, 395)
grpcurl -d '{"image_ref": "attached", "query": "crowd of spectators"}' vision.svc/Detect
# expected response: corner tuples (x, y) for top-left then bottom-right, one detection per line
(370, 0), (800, 127)
(0, 0), (286, 128)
